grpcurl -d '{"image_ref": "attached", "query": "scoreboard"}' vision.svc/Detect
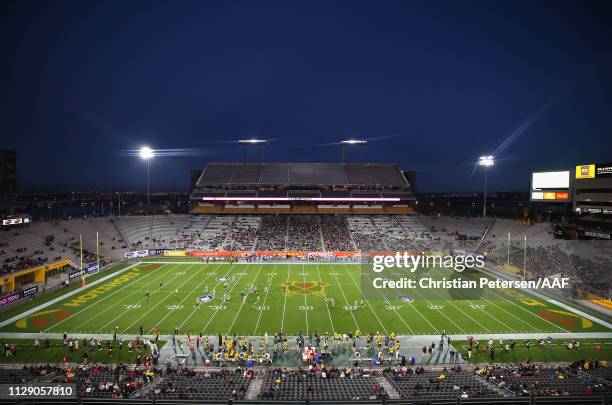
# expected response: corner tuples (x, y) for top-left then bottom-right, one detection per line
(530, 171), (571, 202)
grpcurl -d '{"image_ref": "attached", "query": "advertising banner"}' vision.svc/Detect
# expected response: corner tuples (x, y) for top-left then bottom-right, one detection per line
(576, 164), (596, 179)
(124, 250), (150, 259)
(68, 263), (100, 280)
(0, 285), (39, 308)
(0, 292), (21, 308)
(164, 250), (186, 257)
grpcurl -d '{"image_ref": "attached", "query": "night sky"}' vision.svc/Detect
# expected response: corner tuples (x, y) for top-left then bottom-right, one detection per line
(2, 0), (611, 193)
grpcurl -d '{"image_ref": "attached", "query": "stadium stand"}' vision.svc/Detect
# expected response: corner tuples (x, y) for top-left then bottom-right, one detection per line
(347, 216), (388, 251)
(475, 363), (612, 396)
(385, 366), (502, 400)
(224, 216), (260, 251)
(286, 216), (323, 251)
(196, 163), (409, 188)
(148, 368), (251, 400)
(255, 215), (288, 251)
(320, 215), (355, 251)
(259, 367), (387, 401)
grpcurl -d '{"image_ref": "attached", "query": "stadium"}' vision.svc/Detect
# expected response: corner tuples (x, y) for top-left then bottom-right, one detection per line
(0, 157), (611, 404)
(2, 1), (612, 404)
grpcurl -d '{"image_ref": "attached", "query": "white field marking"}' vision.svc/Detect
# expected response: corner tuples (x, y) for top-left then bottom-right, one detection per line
(375, 268), (443, 334)
(120, 266), (210, 330)
(314, 263), (335, 333)
(140, 261), (365, 265)
(427, 266), (519, 334)
(280, 264), (292, 334)
(226, 263), (266, 334)
(195, 262), (245, 336)
(69, 264), (174, 332)
(340, 263), (391, 335)
(301, 263), (309, 336)
(201, 263), (254, 334)
(253, 263), (278, 335)
(94, 263), (197, 333)
(474, 288), (553, 332)
(477, 280), (569, 333)
(393, 273), (474, 333)
(173, 263), (226, 331)
(329, 263), (361, 331)
(44, 263), (169, 333)
(96, 264), (198, 333)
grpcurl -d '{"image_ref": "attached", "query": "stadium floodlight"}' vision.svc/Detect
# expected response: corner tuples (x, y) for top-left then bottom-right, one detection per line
(478, 155), (494, 217)
(340, 139), (367, 162)
(139, 146), (154, 160)
(238, 139), (267, 163)
(478, 155), (494, 167)
(340, 139), (368, 145)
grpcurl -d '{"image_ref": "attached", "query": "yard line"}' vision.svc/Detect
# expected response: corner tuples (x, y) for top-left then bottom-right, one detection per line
(94, 263), (197, 333)
(482, 286), (568, 333)
(115, 264), (205, 333)
(44, 263), (169, 333)
(81, 264), (177, 332)
(201, 263), (254, 334)
(388, 267), (476, 334)
(329, 264), (361, 331)
(301, 263), (309, 336)
(314, 263), (335, 333)
(340, 263), (391, 335)
(376, 267), (445, 334)
(253, 263), (278, 335)
(194, 261), (246, 335)
(226, 263), (266, 334)
(427, 266), (519, 334)
(174, 263), (226, 331)
(280, 264), (292, 334)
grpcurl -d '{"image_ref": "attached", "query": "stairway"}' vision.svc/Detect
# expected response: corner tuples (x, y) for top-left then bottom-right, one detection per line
(245, 372), (265, 400)
(376, 375), (401, 399)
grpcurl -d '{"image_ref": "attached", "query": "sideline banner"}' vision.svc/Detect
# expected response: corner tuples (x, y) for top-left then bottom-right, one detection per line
(0, 285), (39, 308)
(125, 250), (150, 259)
(68, 263), (101, 281)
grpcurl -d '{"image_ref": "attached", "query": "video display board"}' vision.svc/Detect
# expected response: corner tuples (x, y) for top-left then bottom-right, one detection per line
(530, 171), (571, 202)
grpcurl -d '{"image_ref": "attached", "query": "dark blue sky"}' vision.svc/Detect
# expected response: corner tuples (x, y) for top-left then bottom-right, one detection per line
(2, 0), (611, 192)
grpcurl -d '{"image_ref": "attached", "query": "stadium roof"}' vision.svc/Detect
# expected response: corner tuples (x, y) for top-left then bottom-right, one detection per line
(196, 163), (410, 188)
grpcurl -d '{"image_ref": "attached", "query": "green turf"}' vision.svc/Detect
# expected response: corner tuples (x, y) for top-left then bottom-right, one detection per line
(454, 338), (611, 364)
(0, 338), (164, 364)
(1, 261), (610, 337)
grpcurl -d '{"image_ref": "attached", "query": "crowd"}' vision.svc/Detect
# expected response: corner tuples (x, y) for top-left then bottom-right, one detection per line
(475, 362), (611, 396)
(255, 215), (288, 251)
(490, 242), (611, 296)
(286, 216), (322, 251)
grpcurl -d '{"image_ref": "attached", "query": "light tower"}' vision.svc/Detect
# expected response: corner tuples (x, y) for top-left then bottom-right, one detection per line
(139, 146), (154, 244)
(478, 155), (494, 218)
(340, 139), (368, 163)
(238, 139), (267, 163)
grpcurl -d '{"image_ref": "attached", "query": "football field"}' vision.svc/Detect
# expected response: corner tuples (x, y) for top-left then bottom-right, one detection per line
(1, 260), (610, 337)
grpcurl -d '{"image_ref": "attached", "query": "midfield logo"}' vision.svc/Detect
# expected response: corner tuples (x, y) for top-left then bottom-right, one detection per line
(282, 281), (328, 297)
